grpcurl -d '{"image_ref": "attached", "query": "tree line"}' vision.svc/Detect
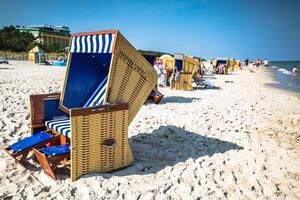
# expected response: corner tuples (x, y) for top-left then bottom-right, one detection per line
(0, 26), (65, 53)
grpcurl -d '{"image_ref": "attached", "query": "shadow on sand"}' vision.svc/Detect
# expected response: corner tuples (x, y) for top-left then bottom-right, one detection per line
(50, 126), (242, 180)
(159, 96), (201, 104)
(106, 125), (243, 177)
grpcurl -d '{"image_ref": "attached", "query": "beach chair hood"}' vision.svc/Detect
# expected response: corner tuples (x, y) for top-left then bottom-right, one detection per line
(60, 30), (157, 123)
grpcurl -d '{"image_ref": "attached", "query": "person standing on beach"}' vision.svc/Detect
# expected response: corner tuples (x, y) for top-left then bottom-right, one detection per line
(245, 58), (249, 67)
(263, 59), (269, 68)
(255, 59), (260, 70)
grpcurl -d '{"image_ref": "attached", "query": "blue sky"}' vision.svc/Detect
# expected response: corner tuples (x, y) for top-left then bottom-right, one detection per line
(1, 0), (300, 60)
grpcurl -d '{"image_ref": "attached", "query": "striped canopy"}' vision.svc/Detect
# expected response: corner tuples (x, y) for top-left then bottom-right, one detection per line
(70, 33), (115, 53)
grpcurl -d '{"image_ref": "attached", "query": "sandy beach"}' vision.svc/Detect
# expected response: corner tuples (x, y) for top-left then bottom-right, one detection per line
(0, 61), (300, 199)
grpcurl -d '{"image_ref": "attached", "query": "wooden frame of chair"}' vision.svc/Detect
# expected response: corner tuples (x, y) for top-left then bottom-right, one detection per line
(30, 93), (61, 134)
(33, 148), (70, 180)
(2, 92), (64, 168)
(2, 134), (60, 168)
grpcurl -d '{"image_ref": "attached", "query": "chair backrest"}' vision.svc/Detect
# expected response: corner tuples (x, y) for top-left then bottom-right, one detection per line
(158, 55), (175, 71)
(60, 30), (157, 124)
(60, 31), (115, 111)
(174, 53), (184, 71)
(174, 53), (199, 75)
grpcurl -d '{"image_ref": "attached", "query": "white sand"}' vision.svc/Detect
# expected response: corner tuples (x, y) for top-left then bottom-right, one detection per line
(0, 61), (300, 199)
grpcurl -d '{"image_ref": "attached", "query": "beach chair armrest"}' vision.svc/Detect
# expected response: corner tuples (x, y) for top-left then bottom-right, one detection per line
(44, 98), (68, 121)
(69, 103), (129, 117)
(30, 93), (64, 134)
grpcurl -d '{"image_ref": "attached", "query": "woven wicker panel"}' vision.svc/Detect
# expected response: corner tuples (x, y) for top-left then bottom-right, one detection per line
(163, 57), (175, 71)
(70, 107), (133, 181)
(183, 56), (199, 75)
(107, 33), (157, 124)
(175, 73), (193, 91)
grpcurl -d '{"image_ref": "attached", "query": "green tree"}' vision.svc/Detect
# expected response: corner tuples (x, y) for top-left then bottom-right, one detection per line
(41, 43), (65, 53)
(0, 26), (35, 53)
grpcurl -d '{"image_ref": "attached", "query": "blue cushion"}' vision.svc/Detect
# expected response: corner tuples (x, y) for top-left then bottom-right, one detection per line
(9, 132), (53, 153)
(45, 118), (71, 138)
(39, 144), (70, 156)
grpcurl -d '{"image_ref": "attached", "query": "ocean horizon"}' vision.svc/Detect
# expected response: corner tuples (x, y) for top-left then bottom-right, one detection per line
(270, 60), (300, 70)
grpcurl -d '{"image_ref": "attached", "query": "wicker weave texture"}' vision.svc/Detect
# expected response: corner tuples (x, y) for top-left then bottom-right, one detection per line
(163, 57), (175, 71)
(175, 73), (193, 91)
(183, 56), (199, 75)
(107, 33), (157, 124)
(70, 108), (133, 181)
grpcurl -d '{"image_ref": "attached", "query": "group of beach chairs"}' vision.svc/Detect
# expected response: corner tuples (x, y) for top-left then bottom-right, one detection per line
(150, 52), (218, 91)
(145, 53), (201, 91)
(3, 30), (157, 181)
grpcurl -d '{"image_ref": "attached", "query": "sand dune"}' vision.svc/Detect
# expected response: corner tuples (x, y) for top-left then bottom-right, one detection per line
(0, 61), (299, 199)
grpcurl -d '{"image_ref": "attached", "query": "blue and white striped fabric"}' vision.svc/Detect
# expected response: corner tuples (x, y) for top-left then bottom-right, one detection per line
(83, 76), (108, 107)
(45, 118), (71, 138)
(45, 77), (108, 137)
(70, 34), (115, 53)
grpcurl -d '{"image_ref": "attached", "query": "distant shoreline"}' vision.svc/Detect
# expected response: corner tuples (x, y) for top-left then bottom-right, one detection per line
(265, 65), (300, 96)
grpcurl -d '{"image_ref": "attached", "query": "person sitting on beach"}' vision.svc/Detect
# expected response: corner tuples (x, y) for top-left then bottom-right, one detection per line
(199, 62), (206, 75)
(217, 64), (224, 74)
(215, 64), (220, 74)
(194, 73), (220, 89)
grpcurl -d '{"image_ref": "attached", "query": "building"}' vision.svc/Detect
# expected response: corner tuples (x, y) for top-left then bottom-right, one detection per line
(18, 25), (71, 50)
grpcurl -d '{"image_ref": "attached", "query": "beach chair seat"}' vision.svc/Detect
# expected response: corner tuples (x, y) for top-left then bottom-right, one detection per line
(42, 75), (109, 137)
(45, 119), (71, 138)
(193, 76), (220, 89)
(2, 132), (59, 167)
(33, 144), (70, 180)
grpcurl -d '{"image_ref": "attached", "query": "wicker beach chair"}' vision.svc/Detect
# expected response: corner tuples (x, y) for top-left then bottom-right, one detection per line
(159, 54), (175, 88)
(5, 30), (157, 181)
(174, 53), (199, 91)
(36, 30), (156, 181)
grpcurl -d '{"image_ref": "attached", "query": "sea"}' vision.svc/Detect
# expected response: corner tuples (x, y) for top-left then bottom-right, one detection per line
(268, 61), (300, 94)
